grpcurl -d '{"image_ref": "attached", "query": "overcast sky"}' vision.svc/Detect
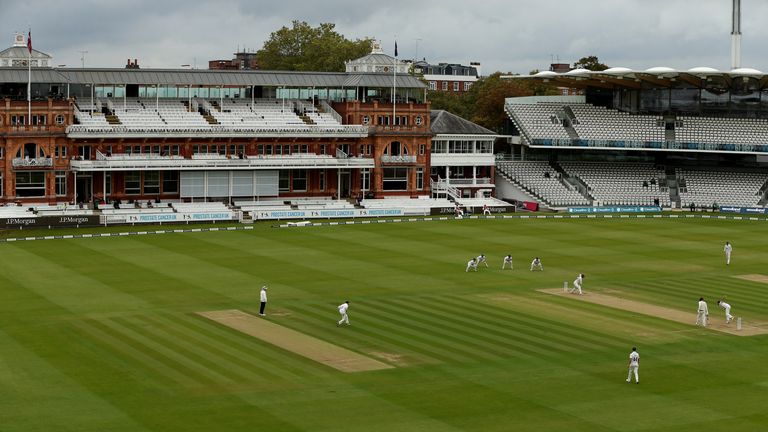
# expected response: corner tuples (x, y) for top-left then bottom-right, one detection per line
(2, 0), (766, 74)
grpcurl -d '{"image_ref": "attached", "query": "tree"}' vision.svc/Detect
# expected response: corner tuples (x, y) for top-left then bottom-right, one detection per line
(257, 21), (372, 72)
(573, 55), (609, 71)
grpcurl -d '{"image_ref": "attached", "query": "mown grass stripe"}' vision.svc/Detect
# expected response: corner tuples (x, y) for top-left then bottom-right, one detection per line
(357, 301), (513, 362)
(162, 312), (321, 380)
(115, 315), (261, 384)
(286, 302), (469, 363)
(73, 319), (202, 388)
(434, 296), (629, 351)
(378, 298), (573, 359)
(140, 313), (284, 383)
(101, 316), (235, 385)
(373, 298), (555, 359)
(400, 296), (612, 352)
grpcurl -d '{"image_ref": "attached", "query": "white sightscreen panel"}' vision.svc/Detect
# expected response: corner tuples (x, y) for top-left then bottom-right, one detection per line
(232, 171), (254, 197)
(207, 171), (229, 197)
(180, 171), (205, 197)
(255, 170), (279, 196)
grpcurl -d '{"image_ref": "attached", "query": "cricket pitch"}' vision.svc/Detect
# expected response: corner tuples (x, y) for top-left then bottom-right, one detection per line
(538, 289), (768, 336)
(197, 310), (395, 372)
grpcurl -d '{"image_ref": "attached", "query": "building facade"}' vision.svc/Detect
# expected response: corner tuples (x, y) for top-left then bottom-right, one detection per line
(413, 61), (480, 94)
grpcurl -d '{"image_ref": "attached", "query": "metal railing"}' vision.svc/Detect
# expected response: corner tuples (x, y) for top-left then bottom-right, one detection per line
(70, 154), (375, 171)
(380, 155), (417, 163)
(66, 124), (370, 138)
(319, 100), (343, 123)
(13, 157), (54, 168)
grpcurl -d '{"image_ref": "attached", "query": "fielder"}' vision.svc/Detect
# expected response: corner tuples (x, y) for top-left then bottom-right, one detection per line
(466, 258), (478, 272)
(530, 257), (544, 271)
(696, 297), (709, 327)
(476, 254), (489, 268)
(569, 273), (585, 295)
(717, 299), (734, 323)
(337, 301), (350, 326)
(502, 254), (513, 270)
(724, 241), (732, 265)
(626, 347), (639, 384)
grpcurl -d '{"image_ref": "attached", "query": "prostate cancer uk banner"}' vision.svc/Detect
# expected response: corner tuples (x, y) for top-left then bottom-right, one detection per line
(255, 208), (405, 220)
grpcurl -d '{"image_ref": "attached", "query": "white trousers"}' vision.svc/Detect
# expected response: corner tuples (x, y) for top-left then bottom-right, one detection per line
(570, 283), (583, 295)
(531, 264), (543, 271)
(724, 306), (733, 322)
(338, 313), (349, 325)
(502, 261), (513, 270)
(725, 251), (731, 265)
(696, 311), (707, 326)
(466, 264), (477, 272)
(627, 365), (639, 383)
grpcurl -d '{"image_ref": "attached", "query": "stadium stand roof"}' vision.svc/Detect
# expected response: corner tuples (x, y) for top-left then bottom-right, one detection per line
(504, 67), (768, 90)
(0, 67), (427, 88)
(430, 110), (496, 135)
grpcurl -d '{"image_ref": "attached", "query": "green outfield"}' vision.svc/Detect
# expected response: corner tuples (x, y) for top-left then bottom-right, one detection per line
(1, 217), (768, 431)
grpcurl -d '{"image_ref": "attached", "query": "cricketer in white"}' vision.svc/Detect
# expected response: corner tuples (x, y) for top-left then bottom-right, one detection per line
(626, 347), (640, 384)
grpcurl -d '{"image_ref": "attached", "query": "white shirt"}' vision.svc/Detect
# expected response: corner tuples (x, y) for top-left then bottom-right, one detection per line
(724, 244), (732, 253)
(698, 300), (708, 314)
(629, 351), (639, 366)
(719, 301), (731, 310)
(468, 259), (476, 266)
(477, 255), (486, 262)
(338, 303), (349, 314)
(532, 259), (541, 266)
(574, 275), (583, 287)
(260, 288), (267, 303)
(504, 256), (512, 262)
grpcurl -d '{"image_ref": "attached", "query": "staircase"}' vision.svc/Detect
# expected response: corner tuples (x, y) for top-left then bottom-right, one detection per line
(550, 160), (593, 203)
(666, 167), (681, 208)
(560, 106), (581, 139)
(210, 101), (222, 112)
(203, 114), (219, 125)
(105, 114), (121, 125)
(758, 178), (768, 206)
(298, 114), (315, 125)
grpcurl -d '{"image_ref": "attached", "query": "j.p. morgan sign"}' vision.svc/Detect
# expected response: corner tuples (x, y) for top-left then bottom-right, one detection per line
(1, 216), (101, 228)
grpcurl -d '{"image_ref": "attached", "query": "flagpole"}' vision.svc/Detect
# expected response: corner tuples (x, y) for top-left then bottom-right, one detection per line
(27, 30), (32, 126)
(392, 40), (397, 127)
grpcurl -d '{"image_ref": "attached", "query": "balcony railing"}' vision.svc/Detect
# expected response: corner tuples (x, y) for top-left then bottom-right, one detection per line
(13, 157), (54, 168)
(70, 154), (375, 171)
(445, 178), (493, 186)
(380, 155), (417, 164)
(66, 124), (370, 138)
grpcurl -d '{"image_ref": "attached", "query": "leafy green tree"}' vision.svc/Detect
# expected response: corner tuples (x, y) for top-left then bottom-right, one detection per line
(429, 72), (558, 132)
(573, 55), (609, 71)
(257, 21), (372, 72)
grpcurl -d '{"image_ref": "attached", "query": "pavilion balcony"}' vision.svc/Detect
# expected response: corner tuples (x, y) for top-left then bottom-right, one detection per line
(12, 157), (54, 169)
(69, 153), (375, 172)
(65, 124), (370, 139)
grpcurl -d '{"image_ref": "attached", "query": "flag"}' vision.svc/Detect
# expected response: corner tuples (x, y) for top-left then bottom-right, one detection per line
(27, 31), (32, 54)
(394, 41), (398, 57)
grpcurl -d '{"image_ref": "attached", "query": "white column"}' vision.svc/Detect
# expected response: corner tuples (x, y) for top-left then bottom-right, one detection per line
(472, 166), (477, 185)
(123, 85), (126, 110)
